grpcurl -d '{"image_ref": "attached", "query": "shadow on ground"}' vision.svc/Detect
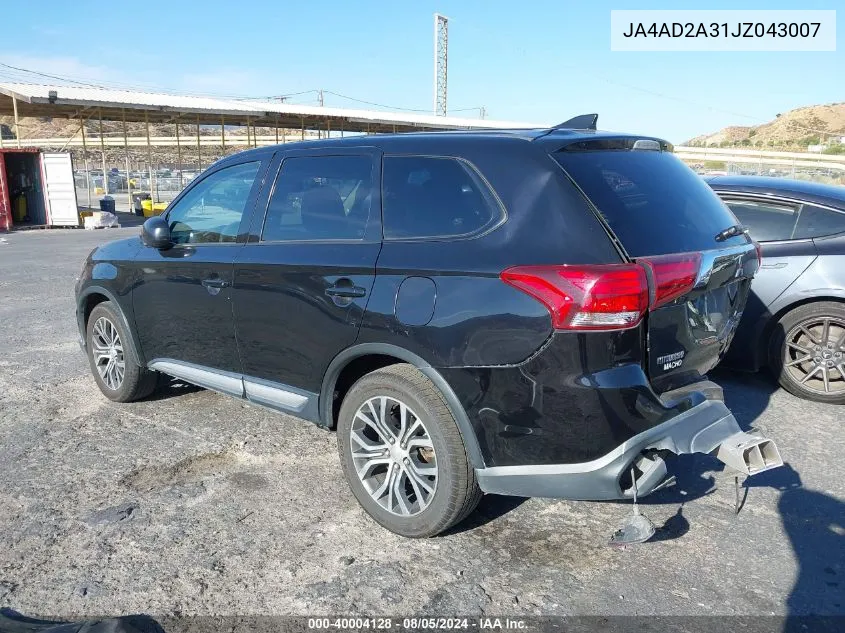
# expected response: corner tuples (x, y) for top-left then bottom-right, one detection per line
(441, 494), (528, 536)
(143, 376), (202, 402)
(748, 464), (845, 618)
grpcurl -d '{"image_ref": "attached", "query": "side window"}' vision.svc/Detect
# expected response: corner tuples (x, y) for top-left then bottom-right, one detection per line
(167, 161), (261, 244)
(382, 156), (503, 239)
(261, 155), (373, 241)
(723, 199), (799, 242)
(793, 204), (845, 239)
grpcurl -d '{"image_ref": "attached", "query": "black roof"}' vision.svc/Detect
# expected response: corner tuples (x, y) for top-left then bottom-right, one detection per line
(707, 175), (845, 210)
(223, 127), (671, 163)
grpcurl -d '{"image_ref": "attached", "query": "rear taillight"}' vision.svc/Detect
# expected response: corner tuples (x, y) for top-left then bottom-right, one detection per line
(753, 241), (763, 271)
(500, 264), (649, 330)
(638, 252), (702, 310)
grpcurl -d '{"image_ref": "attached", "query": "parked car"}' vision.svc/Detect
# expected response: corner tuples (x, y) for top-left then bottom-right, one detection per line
(75, 120), (781, 537)
(707, 176), (845, 404)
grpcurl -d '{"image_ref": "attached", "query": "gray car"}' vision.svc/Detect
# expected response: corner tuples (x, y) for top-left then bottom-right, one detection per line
(707, 175), (845, 404)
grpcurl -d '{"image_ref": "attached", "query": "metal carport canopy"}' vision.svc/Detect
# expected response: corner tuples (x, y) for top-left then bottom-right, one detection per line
(0, 82), (541, 133)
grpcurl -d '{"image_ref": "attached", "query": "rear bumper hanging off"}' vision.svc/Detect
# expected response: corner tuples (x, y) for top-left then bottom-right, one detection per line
(475, 388), (782, 500)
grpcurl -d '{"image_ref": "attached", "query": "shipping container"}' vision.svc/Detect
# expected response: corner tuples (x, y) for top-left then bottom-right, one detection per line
(0, 149), (79, 230)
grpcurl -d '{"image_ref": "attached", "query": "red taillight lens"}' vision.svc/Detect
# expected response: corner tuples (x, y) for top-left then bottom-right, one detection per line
(500, 264), (649, 330)
(753, 241), (763, 271)
(638, 252), (701, 310)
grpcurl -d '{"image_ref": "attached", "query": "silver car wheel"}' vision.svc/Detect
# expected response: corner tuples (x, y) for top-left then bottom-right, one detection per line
(92, 316), (125, 391)
(784, 316), (845, 394)
(350, 395), (438, 517)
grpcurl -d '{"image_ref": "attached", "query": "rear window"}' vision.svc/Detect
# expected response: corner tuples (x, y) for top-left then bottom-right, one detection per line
(724, 199), (799, 242)
(553, 148), (748, 257)
(794, 204), (845, 239)
(382, 156), (504, 240)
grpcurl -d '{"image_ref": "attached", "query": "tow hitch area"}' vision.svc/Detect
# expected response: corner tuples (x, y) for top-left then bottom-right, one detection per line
(609, 467), (656, 547)
(609, 410), (783, 546)
(715, 431), (783, 475)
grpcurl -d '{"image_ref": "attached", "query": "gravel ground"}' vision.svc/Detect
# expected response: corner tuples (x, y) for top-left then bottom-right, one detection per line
(0, 227), (842, 620)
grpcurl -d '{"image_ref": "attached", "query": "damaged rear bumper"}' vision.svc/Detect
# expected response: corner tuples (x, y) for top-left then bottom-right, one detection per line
(475, 389), (782, 500)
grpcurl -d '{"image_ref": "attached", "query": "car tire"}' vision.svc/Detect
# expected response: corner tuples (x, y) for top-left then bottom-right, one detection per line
(337, 363), (482, 538)
(86, 301), (157, 403)
(769, 301), (845, 404)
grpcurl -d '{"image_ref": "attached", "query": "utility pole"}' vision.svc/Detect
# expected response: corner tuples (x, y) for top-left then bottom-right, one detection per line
(480, 106), (487, 119)
(433, 13), (448, 116)
(318, 90), (324, 107)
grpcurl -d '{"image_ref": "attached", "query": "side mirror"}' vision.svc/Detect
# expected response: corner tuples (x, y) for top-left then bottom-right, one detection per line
(141, 216), (172, 250)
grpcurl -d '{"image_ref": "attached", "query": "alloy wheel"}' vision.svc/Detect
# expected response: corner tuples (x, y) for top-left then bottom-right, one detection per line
(783, 316), (845, 395)
(92, 316), (125, 391)
(350, 395), (438, 516)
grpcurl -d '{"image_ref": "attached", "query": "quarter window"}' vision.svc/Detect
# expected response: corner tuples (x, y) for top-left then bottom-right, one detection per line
(261, 155), (374, 241)
(723, 199), (799, 242)
(166, 161), (261, 244)
(793, 204), (845, 239)
(382, 156), (503, 239)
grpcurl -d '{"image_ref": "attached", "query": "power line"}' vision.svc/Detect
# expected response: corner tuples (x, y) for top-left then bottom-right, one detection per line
(1, 59), (836, 137)
(0, 61), (490, 118)
(555, 63), (838, 138)
(322, 90), (484, 115)
(0, 62), (98, 86)
(16, 59), (828, 137)
(0, 61), (262, 100)
(322, 90), (433, 112)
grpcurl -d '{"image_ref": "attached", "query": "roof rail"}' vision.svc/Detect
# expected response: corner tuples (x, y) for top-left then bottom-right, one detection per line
(552, 114), (598, 130)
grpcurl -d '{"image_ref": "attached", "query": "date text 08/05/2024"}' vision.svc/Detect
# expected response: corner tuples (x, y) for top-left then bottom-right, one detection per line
(306, 617), (528, 630)
(622, 22), (821, 38)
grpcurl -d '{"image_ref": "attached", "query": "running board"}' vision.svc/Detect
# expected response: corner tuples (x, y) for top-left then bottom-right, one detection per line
(147, 358), (319, 421)
(148, 359), (244, 397)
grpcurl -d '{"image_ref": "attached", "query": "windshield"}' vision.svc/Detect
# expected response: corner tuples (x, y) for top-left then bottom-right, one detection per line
(554, 148), (749, 257)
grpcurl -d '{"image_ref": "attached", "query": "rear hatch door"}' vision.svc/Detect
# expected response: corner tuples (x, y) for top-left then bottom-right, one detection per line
(552, 140), (757, 392)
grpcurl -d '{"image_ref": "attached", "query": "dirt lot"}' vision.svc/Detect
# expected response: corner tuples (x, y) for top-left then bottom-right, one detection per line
(0, 226), (843, 619)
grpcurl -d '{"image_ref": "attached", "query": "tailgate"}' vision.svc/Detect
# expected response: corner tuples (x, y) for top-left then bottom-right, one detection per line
(641, 245), (757, 392)
(552, 139), (758, 393)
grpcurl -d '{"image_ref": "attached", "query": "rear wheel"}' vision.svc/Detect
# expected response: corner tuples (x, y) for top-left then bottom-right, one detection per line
(336, 363), (481, 537)
(770, 301), (845, 404)
(86, 301), (157, 402)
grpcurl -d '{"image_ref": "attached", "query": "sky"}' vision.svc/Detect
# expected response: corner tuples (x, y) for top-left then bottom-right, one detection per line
(0, 0), (842, 143)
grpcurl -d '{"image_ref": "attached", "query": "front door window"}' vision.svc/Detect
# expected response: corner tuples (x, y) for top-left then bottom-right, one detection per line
(166, 161), (261, 244)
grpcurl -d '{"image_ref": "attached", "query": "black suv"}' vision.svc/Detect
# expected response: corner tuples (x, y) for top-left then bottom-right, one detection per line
(76, 119), (781, 537)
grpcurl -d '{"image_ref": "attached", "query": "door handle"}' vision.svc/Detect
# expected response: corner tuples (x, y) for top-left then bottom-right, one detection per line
(325, 282), (367, 298)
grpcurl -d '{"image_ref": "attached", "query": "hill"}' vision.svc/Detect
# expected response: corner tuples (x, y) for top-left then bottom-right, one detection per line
(685, 103), (845, 150)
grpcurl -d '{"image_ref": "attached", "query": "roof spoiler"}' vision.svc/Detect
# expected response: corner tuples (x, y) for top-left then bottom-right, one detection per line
(553, 114), (598, 130)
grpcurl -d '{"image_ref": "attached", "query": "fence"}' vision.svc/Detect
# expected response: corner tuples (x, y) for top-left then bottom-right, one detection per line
(73, 161), (204, 213)
(7, 116), (326, 213)
(675, 146), (845, 186)
(66, 128), (326, 212)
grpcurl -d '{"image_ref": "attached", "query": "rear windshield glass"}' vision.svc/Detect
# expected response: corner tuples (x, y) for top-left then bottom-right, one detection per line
(553, 149), (748, 257)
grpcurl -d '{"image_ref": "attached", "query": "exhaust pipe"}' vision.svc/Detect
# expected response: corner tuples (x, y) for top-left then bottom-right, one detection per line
(715, 431), (783, 475)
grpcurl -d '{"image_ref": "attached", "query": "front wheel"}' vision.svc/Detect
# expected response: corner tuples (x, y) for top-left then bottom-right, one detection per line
(336, 363), (481, 537)
(86, 301), (157, 402)
(770, 301), (845, 404)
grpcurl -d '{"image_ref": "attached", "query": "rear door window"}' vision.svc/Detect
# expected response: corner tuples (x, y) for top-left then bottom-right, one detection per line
(261, 155), (374, 241)
(553, 147), (748, 256)
(723, 199), (799, 242)
(794, 204), (845, 239)
(382, 156), (504, 239)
